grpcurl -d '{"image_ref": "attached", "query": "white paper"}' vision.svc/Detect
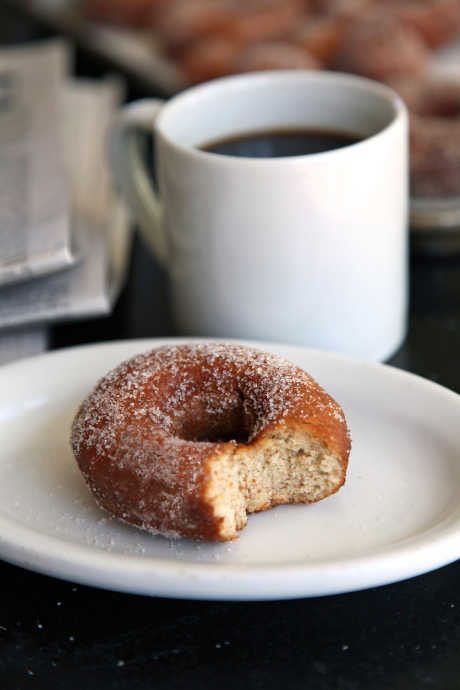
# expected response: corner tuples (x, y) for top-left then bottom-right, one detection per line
(0, 45), (132, 333)
(0, 40), (75, 286)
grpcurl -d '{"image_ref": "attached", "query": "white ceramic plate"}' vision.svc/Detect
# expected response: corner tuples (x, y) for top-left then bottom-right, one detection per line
(1, 338), (460, 601)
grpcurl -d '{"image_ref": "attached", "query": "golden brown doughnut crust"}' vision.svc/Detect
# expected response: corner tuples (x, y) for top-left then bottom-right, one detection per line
(71, 343), (351, 541)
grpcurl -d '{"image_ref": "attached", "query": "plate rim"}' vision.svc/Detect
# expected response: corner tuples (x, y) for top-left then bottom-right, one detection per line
(1, 336), (460, 600)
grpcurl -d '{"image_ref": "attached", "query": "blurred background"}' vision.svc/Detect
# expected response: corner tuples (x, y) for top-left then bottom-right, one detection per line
(1, 0), (460, 364)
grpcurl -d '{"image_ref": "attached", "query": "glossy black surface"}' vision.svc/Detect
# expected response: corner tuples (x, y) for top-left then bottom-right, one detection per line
(1, 4), (460, 688)
(0, 233), (458, 690)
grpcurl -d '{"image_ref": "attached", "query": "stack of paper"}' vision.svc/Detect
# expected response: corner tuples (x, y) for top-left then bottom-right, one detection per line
(0, 39), (132, 364)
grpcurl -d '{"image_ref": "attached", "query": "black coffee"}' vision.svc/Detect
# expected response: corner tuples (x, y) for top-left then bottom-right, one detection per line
(199, 128), (362, 158)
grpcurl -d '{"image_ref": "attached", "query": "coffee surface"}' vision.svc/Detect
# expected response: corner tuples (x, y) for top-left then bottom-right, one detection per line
(200, 128), (362, 158)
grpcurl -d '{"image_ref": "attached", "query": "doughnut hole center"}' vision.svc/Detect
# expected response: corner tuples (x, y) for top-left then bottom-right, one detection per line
(174, 394), (253, 444)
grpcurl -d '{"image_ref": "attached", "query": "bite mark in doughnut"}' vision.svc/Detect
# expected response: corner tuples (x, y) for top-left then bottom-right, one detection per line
(71, 344), (351, 541)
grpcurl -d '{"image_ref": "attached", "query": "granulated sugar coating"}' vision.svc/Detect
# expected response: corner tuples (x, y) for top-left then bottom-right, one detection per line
(71, 343), (351, 541)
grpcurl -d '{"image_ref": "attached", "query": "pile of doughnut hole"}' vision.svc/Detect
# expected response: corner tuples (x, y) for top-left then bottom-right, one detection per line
(85, 0), (460, 198)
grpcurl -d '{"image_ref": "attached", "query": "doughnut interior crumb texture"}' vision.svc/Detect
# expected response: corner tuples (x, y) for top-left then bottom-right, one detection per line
(71, 343), (351, 542)
(205, 430), (346, 540)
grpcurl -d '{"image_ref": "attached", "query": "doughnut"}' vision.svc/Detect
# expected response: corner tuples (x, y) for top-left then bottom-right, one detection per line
(290, 16), (345, 64)
(180, 32), (320, 84)
(156, 0), (304, 57)
(179, 37), (241, 83)
(391, 76), (460, 118)
(410, 117), (460, 198)
(311, 0), (371, 18)
(235, 42), (321, 73)
(216, 0), (305, 44)
(385, 0), (460, 49)
(332, 14), (429, 83)
(83, 0), (161, 28)
(71, 344), (351, 541)
(154, 0), (237, 56)
(390, 78), (460, 198)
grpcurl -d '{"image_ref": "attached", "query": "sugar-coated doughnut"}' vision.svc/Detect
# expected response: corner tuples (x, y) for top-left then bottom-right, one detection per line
(156, 0), (303, 57)
(83, 0), (162, 28)
(216, 0), (305, 44)
(155, 0), (237, 56)
(179, 37), (241, 83)
(410, 116), (460, 197)
(235, 41), (320, 73)
(333, 14), (429, 82)
(390, 77), (460, 198)
(311, 0), (371, 18)
(291, 16), (344, 64)
(386, 0), (460, 49)
(391, 76), (460, 119)
(71, 344), (351, 541)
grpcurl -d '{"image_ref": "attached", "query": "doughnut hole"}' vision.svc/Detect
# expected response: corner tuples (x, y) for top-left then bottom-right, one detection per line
(173, 390), (253, 444)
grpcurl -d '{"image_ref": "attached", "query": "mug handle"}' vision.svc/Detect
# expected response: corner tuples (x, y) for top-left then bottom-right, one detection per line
(108, 99), (167, 265)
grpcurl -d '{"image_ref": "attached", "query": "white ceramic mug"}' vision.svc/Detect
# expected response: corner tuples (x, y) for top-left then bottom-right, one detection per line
(109, 70), (408, 361)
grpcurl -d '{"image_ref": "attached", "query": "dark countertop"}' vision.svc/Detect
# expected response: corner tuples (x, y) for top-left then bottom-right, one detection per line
(0, 234), (459, 690)
(2, 4), (460, 688)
